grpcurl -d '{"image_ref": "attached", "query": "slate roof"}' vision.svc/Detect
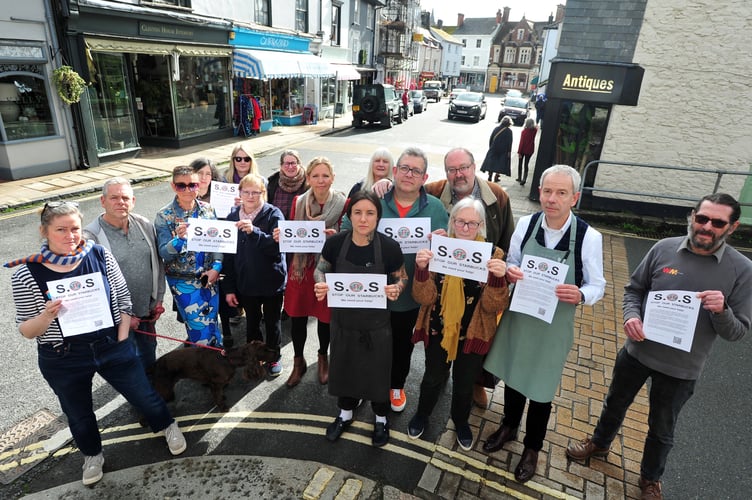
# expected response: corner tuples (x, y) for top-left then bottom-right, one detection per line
(452, 17), (500, 36)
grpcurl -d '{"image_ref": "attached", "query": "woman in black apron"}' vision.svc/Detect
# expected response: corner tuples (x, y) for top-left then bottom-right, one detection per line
(314, 191), (406, 447)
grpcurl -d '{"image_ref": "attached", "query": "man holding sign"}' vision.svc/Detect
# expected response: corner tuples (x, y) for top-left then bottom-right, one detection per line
(567, 193), (752, 500)
(483, 165), (606, 483)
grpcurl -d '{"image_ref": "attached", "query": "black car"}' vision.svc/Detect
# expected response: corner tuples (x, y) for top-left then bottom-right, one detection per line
(498, 97), (530, 125)
(352, 83), (403, 128)
(447, 92), (487, 122)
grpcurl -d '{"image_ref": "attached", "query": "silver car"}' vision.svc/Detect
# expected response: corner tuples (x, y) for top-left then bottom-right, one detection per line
(409, 90), (428, 113)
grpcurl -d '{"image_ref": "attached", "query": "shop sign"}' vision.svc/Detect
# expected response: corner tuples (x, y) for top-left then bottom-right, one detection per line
(230, 29), (310, 53)
(139, 22), (194, 40)
(547, 61), (644, 106)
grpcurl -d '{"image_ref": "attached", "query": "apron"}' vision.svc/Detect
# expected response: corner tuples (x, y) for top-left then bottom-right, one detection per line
(328, 234), (392, 402)
(483, 214), (578, 402)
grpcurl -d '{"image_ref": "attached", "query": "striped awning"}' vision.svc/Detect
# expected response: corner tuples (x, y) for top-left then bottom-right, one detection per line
(233, 48), (336, 79)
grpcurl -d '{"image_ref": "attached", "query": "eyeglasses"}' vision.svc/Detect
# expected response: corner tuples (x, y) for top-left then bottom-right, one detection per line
(446, 165), (472, 176)
(397, 165), (426, 177)
(282, 161), (299, 166)
(41, 201), (79, 221)
(694, 214), (729, 229)
(174, 182), (200, 192)
(239, 190), (264, 198)
(234, 156), (252, 163)
(453, 219), (481, 230)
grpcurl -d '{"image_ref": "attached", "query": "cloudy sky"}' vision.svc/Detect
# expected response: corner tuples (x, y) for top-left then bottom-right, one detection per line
(419, 0), (565, 26)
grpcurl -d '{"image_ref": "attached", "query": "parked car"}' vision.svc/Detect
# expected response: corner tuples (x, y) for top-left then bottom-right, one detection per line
(505, 89), (524, 98)
(352, 83), (403, 128)
(498, 97), (530, 125)
(447, 91), (487, 122)
(409, 90), (428, 113)
(448, 88), (467, 102)
(422, 80), (443, 102)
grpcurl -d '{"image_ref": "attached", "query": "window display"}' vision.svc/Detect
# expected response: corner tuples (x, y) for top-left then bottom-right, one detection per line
(175, 56), (230, 137)
(0, 67), (55, 142)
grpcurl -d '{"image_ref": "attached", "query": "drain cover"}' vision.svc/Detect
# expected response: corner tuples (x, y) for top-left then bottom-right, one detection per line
(0, 409), (68, 485)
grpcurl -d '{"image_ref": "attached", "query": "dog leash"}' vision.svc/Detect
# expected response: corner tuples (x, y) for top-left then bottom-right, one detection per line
(132, 306), (227, 355)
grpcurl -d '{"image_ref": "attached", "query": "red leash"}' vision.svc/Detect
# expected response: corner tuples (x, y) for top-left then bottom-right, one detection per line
(132, 306), (227, 355)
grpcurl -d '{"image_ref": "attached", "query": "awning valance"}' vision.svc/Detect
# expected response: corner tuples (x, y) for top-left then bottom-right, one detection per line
(233, 48), (336, 79)
(86, 37), (231, 57)
(329, 63), (361, 81)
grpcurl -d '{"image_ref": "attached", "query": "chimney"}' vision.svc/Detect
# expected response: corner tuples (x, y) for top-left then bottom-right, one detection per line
(555, 4), (565, 22)
(496, 9), (502, 24)
(457, 13), (464, 27)
(548, 14), (554, 24)
(503, 6), (510, 24)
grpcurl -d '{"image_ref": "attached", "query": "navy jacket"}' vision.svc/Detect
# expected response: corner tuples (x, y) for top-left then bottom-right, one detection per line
(223, 203), (287, 296)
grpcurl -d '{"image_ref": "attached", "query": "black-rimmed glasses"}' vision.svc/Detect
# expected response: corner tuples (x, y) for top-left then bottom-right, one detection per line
(694, 214), (729, 229)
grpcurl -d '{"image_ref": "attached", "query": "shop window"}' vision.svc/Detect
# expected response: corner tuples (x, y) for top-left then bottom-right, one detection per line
(296, 0), (308, 32)
(322, 77), (336, 107)
(174, 56), (230, 137)
(271, 77), (304, 116)
(255, 0), (270, 26)
(0, 66), (55, 142)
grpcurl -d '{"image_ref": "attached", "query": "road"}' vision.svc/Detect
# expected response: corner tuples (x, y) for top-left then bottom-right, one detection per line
(0, 97), (750, 498)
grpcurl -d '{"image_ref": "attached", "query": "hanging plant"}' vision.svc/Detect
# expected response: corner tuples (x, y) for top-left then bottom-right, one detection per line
(52, 66), (88, 105)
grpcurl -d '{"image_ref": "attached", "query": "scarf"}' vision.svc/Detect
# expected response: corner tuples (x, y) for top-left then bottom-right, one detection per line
(5, 239), (94, 268)
(290, 189), (346, 281)
(278, 166), (306, 193)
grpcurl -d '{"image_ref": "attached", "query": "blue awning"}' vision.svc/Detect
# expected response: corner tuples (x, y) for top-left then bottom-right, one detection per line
(233, 48), (336, 79)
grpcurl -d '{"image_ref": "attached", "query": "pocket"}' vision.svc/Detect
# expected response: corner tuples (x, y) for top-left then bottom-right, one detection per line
(37, 342), (67, 360)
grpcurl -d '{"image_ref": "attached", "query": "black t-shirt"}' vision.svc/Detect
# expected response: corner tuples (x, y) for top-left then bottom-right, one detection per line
(321, 230), (404, 274)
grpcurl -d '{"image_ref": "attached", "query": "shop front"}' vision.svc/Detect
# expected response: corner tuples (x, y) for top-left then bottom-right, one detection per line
(528, 59), (644, 203)
(321, 46), (362, 118)
(231, 29), (335, 132)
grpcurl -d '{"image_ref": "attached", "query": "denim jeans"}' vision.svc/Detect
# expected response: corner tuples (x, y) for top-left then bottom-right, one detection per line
(592, 347), (696, 481)
(129, 318), (158, 371)
(38, 333), (174, 457)
(416, 336), (484, 427)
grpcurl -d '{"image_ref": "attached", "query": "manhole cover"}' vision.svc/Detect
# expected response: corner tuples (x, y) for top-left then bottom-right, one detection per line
(0, 409), (69, 485)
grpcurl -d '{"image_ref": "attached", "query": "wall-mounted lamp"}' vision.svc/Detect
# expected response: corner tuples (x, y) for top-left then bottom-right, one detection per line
(229, 31), (236, 40)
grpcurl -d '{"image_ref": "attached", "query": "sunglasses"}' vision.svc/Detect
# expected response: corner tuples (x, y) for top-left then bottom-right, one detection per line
(694, 214), (729, 229)
(234, 156), (252, 163)
(41, 200), (79, 221)
(174, 182), (200, 192)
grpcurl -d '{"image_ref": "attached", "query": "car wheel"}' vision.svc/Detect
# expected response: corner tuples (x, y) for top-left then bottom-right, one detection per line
(384, 110), (393, 128)
(447, 113), (453, 120)
(396, 108), (404, 124)
(474, 114), (481, 123)
(362, 95), (379, 114)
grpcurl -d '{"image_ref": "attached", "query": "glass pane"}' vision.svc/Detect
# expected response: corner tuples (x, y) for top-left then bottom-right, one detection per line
(175, 56), (229, 137)
(86, 52), (138, 153)
(135, 54), (175, 138)
(0, 72), (55, 141)
(555, 101), (610, 178)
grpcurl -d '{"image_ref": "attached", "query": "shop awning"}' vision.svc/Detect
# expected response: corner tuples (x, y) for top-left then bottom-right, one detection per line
(233, 48), (336, 79)
(329, 63), (361, 81)
(86, 37), (232, 57)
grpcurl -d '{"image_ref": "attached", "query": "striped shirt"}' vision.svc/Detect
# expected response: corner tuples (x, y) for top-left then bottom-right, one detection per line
(11, 246), (132, 345)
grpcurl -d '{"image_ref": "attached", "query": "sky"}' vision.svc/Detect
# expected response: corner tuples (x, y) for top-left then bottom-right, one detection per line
(419, 0), (564, 26)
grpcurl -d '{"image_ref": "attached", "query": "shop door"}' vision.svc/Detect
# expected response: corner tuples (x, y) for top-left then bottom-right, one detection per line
(86, 52), (139, 154)
(554, 100), (610, 187)
(134, 54), (175, 138)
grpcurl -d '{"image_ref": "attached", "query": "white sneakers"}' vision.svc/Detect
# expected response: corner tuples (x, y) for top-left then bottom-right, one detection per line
(82, 452), (104, 486)
(164, 421), (187, 456)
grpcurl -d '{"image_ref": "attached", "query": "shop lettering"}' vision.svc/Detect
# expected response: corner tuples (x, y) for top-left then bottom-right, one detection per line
(140, 22), (194, 38)
(259, 36), (291, 49)
(561, 74), (614, 92)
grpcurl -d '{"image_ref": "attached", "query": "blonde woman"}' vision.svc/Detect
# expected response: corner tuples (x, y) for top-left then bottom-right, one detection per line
(347, 148), (394, 198)
(223, 142), (259, 184)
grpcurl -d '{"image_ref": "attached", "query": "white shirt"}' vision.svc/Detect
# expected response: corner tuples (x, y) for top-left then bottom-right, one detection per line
(507, 212), (606, 305)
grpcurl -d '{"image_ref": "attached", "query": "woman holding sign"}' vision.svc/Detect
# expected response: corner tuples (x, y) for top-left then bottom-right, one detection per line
(406, 198), (509, 451)
(313, 191), (406, 447)
(224, 173), (286, 377)
(7, 201), (186, 486)
(274, 157), (347, 387)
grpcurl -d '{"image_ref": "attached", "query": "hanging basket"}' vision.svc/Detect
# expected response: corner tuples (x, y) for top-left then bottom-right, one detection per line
(52, 66), (88, 105)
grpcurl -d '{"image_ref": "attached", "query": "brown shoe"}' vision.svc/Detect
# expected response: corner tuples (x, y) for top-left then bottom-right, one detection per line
(285, 356), (307, 387)
(317, 353), (329, 385)
(565, 437), (609, 462)
(638, 477), (662, 500)
(473, 384), (488, 409)
(514, 448), (538, 483)
(482, 424), (518, 453)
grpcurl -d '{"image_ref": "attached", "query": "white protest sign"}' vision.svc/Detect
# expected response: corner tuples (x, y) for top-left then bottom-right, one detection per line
(47, 272), (115, 337)
(209, 181), (239, 218)
(377, 217), (431, 254)
(643, 290), (701, 352)
(185, 218), (238, 253)
(509, 254), (569, 324)
(325, 273), (387, 309)
(278, 220), (326, 253)
(428, 234), (492, 282)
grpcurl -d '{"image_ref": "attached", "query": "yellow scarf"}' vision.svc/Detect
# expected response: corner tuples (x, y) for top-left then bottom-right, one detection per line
(438, 235), (485, 361)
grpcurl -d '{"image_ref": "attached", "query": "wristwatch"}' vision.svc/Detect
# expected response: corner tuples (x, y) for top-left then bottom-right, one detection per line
(578, 291), (586, 305)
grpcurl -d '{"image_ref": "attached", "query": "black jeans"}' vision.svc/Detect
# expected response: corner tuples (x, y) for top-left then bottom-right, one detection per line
(592, 348), (696, 481)
(416, 336), (484, 427)
(502, 385), (552, 451)
(338, 396), (389, 418)
(389, 308), (420, 389)
(238, 293), (283, 354)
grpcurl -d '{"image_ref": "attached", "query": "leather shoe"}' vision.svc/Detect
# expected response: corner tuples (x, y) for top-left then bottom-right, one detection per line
(638, 477), (663, 500)
(325, 417), (352, 442)
(317, 353), (329, 385)
(565, 437), (609, 462)
(514, 448), (538, 483)
(372, 421), (389, 447)
(482, 424), (518, 453)
(472, 384), (488, 409)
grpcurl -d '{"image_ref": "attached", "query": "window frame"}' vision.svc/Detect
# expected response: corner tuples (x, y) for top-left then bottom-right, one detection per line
(296, 0), (309, 32)
(254, 0), (270, 26)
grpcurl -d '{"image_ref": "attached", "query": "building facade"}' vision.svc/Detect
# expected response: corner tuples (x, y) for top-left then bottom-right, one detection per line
(450, 12), (501, 92)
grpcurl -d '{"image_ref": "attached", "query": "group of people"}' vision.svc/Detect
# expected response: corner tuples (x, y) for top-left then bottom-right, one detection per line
(480, 116), (538, 187)
(9, 136), (750, 500)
